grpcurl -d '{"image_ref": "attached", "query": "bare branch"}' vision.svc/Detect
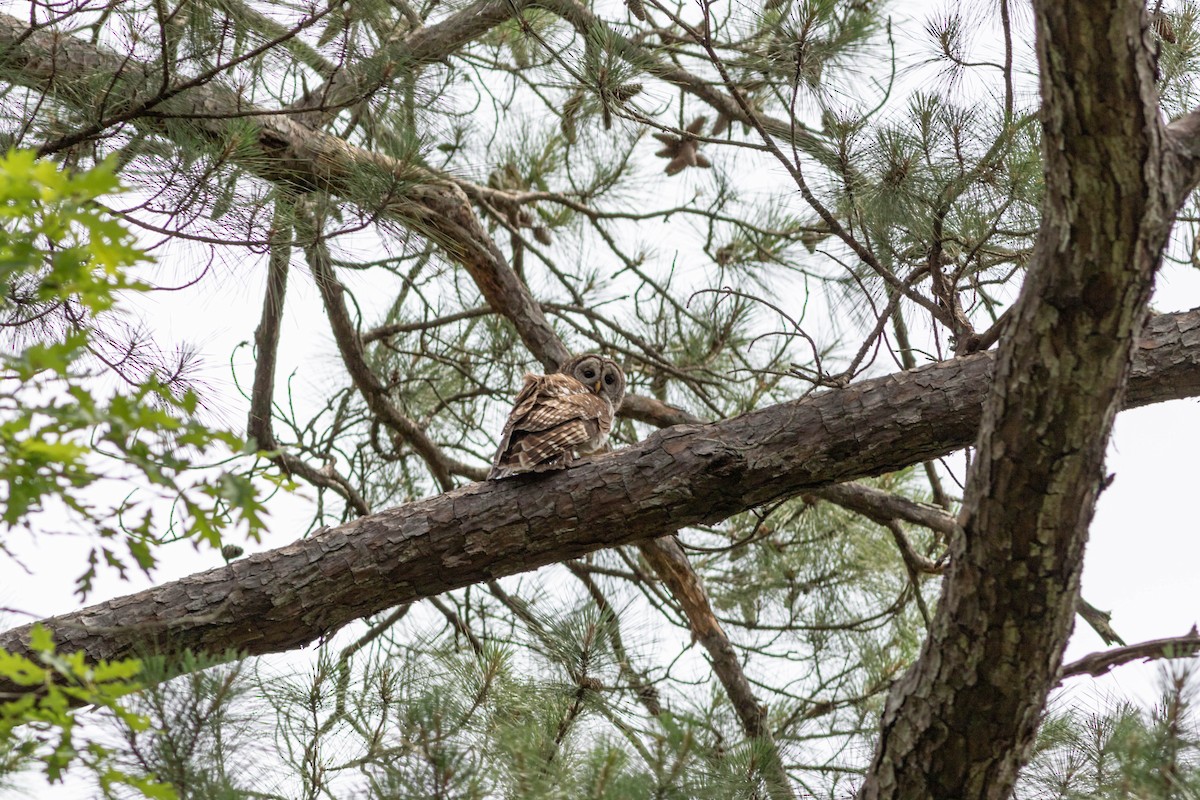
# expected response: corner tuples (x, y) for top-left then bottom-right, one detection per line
(808, 483), (956, 540)
(2, 307), (1199, 694)
(637, 536), (796, 800)
(246, 210), (372, 516)
(288, 0), (525, 128)
(303, 213), (480, 490)
(1075, 597), (1126, 648)
(246, 209), (290, 451)
(1061, 632), (1200, 680)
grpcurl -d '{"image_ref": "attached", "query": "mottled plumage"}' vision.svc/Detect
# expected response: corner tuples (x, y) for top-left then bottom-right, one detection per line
(488, 354), (626, 479)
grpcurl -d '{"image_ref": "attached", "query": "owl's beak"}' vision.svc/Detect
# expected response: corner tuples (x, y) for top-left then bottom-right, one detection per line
(593, 380), (603, 393)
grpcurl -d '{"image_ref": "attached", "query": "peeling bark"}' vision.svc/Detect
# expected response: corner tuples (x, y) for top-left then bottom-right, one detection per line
(1061, 632), (1200, 680)
(638, 537), (796, 800)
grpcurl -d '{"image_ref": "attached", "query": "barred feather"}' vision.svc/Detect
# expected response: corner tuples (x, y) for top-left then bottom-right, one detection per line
(488, 358), (623, 479)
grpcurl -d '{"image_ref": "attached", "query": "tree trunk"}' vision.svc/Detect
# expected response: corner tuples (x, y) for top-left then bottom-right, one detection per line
(861, 4), (1189, 798)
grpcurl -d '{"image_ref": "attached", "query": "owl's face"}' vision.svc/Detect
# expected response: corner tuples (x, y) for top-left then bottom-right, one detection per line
(563, 354), (626, 410)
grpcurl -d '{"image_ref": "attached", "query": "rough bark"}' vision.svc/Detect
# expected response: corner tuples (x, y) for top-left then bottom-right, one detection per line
(860, 4), (1188, 799)
(3, 308), (1200, 695)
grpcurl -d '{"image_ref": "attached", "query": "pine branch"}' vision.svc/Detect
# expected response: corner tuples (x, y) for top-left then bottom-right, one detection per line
(807, 483), (956, 539)
(637, 536), (797, 800)
(303, 214), (481, 489)
(0, 8), (571, 372)
(287, 0), (525, 129)
(245, 210), (373, 515)
(1061, 631), (1200, 680)
(2, 307), (1200, 698)
(562, 563), (661, 718)
(532, 0), (831, 157)
(246, 208), (290, 452)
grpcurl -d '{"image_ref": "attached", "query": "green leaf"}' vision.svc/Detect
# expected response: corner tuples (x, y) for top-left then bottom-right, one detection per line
(28, 624), (55, 655)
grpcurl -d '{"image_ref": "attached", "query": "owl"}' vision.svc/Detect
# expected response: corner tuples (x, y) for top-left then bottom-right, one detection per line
(488, 354), (626, 479)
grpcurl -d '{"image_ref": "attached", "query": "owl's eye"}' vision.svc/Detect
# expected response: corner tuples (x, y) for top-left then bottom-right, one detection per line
(583, 369), (596, 379)
(604, 374), (615, 385)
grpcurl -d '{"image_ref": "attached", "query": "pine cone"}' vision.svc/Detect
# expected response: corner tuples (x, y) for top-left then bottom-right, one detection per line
(637, 684), (661, 715)
(652, 117), (712, 175)
(1153, 11), (1177, 44)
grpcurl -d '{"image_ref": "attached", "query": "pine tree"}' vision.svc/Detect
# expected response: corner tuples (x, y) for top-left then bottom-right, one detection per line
(1, 0), (1200, 798)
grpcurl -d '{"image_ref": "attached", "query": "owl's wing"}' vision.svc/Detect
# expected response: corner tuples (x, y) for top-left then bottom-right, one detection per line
(511, 392), (612, 459)
(488, 375), (613, 479)
(489, 374), (545, 475)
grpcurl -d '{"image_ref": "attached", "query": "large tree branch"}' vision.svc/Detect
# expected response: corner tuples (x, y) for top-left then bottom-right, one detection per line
(2, 307), (1199, 693)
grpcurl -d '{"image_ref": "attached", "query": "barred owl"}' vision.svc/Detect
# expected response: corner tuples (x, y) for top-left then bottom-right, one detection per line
(488, 354), (626, 479)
